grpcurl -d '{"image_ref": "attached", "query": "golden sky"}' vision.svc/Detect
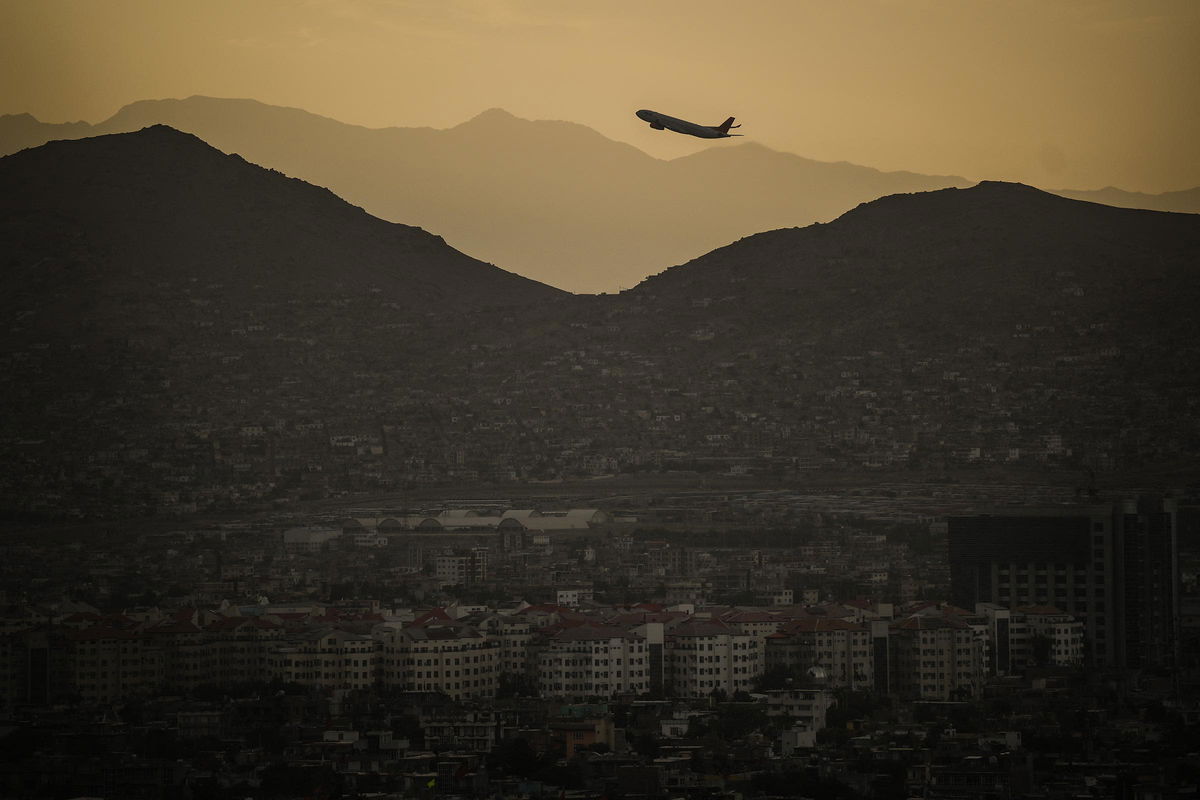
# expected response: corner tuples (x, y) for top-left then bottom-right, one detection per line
(2, 0), (1197, 193)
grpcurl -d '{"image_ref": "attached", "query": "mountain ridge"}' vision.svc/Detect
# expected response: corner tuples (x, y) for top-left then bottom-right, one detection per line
(0, 125), (564, 326)
(0, 96), (984, 292)
(2, 133), (1197, 517)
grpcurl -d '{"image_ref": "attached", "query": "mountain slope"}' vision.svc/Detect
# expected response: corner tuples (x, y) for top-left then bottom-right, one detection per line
(6, 97), (1197, 294)
(0, 126), (565, 517)
(0, 96), (974, 292)
(634, 181), (1199, 308)
(618, 182), (1200, 365)
(483, 183), (1198, 485)
(2, 157), (1197, 518)
(0, 124), (563, 326)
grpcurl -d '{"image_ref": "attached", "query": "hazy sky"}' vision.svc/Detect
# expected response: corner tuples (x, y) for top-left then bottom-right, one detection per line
(2, 0), (1197, 193)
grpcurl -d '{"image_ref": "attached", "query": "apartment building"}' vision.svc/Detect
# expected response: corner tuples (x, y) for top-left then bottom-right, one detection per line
(536, 622), (648, 699)
(764, 616), (873, 689)
(719, 609), (786, 665)
(68, 626), (165, 704)
(382, 623), (500, 700)
(204, 616), (286, 685)
(461, 611), (534, 679)
(434, 547), (490, 587)
(1021, 606), (1085, 667)
(888, 613), (985, 701)
(266, 629), (379, 691)
(664, 618), (758, 698)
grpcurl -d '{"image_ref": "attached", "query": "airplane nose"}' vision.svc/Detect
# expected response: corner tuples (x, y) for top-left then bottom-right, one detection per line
(635, 110), (651, 121)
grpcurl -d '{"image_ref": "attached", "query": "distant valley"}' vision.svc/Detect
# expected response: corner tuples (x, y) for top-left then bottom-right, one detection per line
(2, 128), (1198, 519)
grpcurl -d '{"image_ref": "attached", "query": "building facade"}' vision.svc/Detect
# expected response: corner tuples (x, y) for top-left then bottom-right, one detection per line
(764, 617), (873, 689)
(664, 618), (758, 698)
(536, 623), (648, 699)
(948, 497), (1179, 669)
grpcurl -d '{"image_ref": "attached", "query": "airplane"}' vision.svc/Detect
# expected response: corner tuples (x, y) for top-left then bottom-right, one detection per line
(635, 109), (742, 139)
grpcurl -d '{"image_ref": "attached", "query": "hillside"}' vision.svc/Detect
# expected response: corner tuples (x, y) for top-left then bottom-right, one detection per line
(0, 128), (565, 517)
(436, 183), (1200, 491)
(0, 125), (562, 327)
(0, 96), (972, 292)
(2, 137), (1197, 518)
(632, 181), (1200, 325)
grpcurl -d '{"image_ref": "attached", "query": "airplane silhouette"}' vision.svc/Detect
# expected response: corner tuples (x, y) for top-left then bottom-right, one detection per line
(635, 109), (742, 139)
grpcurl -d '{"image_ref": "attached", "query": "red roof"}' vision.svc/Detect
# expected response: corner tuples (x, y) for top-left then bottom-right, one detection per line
(411, 608), (454, 627)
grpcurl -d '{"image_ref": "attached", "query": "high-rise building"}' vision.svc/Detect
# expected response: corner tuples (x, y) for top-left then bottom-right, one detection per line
(1113, 498), (1179, 669)
(948, 497), (1178, 669)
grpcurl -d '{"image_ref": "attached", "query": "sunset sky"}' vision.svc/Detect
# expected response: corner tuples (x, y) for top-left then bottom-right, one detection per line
(2, 0), (1197, 193)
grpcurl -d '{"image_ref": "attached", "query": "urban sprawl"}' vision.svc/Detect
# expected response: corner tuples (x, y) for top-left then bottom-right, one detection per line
(0, 492), (1195, 798)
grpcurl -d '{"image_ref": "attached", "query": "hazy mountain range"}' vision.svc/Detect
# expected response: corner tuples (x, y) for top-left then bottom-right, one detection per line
(5, 97), (1196, 296)
(1053, 185), (1200, 214)
(0, 97), (966, 293)
(2, 127), (1197, 516)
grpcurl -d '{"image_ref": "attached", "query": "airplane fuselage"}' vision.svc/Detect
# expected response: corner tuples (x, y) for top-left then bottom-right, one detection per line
(635, 109), (739, 139)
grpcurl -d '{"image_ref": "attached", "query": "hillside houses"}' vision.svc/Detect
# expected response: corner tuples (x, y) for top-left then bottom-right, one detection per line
(4, 263), (1195, 518)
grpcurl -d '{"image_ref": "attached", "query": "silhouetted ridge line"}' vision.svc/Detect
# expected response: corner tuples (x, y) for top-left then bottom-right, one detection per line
(0, 96), (982, 292)
(2, 144), (1198, 516)
(2, 97), (1197, 293)
(634, 179), (1200, 304)
(0, 125), (565, 309)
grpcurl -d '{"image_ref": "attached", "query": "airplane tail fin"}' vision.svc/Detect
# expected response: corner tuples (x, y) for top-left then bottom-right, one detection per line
(716, 117), (740, 133)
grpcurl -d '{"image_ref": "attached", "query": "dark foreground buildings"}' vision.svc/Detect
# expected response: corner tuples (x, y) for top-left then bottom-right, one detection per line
(948, 496), (1178, 670)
